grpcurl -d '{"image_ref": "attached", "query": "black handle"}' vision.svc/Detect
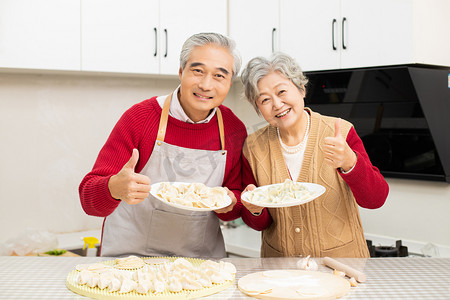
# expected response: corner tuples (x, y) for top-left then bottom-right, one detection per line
(332, 19), (337, 50)
(342, 17), (347, 50)
(272, 28), (276, 53)
(153, 28), (157, 57)
(164, 29), (168, 57)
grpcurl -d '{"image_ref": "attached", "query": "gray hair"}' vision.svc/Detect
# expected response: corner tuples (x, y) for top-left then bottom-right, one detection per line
(180, 32), (241, 80)
(240, 52), (309, 115)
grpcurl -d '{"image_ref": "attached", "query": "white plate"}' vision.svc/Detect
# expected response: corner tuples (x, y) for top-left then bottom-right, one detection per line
(150, 182), (232, 211)
(241, 182), (325, 208)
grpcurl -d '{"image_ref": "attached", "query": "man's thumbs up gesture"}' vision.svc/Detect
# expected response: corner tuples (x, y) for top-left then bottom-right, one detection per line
(323, 118), (357, 172)
(108, 149), (151, 205)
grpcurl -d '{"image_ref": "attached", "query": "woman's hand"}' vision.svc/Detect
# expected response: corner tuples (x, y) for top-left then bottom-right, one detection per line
(214, 187), (237, 214)
(241, 184), (264, 215)
(108, 149), (151, 205)
(323, 118), (357, 172)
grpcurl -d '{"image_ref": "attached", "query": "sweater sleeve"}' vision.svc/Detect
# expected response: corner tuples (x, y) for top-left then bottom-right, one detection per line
(339, 127), (389, 209)
(78, 103), (148, 217)
(239, 155), (273, 231)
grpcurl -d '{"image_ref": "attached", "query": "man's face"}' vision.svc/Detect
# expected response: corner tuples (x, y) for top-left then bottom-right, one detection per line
(178, 44), (234, 122)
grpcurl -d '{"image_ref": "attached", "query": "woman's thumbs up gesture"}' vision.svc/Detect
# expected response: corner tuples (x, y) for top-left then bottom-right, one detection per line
(108, 148), (152, 204)
(323, 118), (357, 172)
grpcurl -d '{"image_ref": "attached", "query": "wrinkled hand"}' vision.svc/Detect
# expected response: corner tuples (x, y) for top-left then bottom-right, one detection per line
(108, 149), (151, 205)
(241, 184), (264, 215)
(323, 118), (357, 171)
(214, 187), (237, 214)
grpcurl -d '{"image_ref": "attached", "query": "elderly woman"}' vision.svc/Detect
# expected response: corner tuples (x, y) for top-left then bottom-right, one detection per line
(240, 53), (389, 258)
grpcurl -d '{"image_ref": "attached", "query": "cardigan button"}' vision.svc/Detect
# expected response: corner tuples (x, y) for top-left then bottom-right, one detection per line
(295, 227), (300, 233)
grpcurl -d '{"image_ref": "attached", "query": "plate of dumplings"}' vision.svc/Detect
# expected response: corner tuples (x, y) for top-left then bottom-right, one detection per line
(150, 182), (232, 211)
(241, 179), (326, 208)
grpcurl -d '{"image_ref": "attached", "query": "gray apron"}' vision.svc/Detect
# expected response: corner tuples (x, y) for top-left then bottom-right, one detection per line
(101, 93), (228, 258)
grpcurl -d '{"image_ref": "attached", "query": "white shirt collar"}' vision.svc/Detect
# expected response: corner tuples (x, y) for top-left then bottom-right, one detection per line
(156, 86), (216, 124)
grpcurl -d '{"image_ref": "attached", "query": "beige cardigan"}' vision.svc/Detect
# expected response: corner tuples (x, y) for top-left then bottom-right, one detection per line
(243, 109), (370, 258)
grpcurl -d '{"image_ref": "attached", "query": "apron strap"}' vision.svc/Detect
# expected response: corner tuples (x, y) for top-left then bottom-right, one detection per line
(216, 108), (225, 152)
(156, 92), (226, 151)
(156, 93), (172, 143)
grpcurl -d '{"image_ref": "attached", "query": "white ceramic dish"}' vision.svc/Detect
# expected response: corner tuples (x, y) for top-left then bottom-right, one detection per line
(150, 182), (232, 211)
(241, 182), (325, 208)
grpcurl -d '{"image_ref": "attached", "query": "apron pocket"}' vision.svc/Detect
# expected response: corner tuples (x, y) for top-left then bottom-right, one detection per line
(147, 208), (208, 257)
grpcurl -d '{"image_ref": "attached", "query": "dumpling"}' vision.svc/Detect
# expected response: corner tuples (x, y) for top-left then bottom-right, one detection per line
(135, 278), (152, 294)
(168, 277), (183, 292)
(86, 274), (99, 288)
(77, 270), (94, 285)
(194, 270), (212, 287)
(172, 258), (194, 271)
(180, 277), (203, 290)
(118, 277), (137, 294)
(220, 261), (237, 274)
(108, 276), (122, 292)
(97, 272), (114, 290)
(152, 279), (166, 294)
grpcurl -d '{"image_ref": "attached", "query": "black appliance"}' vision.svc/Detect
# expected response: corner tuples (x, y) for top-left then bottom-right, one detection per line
(305, 65), (450, 183)
(366, 240), (409, 257)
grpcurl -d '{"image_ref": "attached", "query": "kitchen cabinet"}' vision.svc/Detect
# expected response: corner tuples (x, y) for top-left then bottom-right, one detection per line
(81, 0), (159, 74)
(81, 0), (227, 75)
(0, 0), (81, 71)
(228, 0), (279, 71)
(280, 0), (450, 71)
(158, 0), (227, 75)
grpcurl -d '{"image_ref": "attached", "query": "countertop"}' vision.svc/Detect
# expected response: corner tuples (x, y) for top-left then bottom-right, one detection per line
(1, 256), (449, 299)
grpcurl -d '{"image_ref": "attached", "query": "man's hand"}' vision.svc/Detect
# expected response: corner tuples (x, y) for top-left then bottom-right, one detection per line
(323, 118), (357, 172)
(214, 187), (237, 214)
(241, 184), (264, 215)
(108, 149), (151, 205)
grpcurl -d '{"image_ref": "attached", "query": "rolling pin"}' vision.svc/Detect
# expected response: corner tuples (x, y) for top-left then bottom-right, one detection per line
(323, 257), (366, 283)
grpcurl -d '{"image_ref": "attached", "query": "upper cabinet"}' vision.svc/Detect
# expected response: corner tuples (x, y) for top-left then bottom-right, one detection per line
(81, 0), (227, 75)
(280, 0), (340, 71)
(228, 0), (279, 72)
(81, 0), (159, 74)
(158, 0), (227, 75)
(280, 0), (450, 71)
(2, 1), (448, 74)
(0, 0), (81, 71)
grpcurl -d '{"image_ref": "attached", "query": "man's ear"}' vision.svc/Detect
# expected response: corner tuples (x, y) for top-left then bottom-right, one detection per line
(178, 67), (183, 80)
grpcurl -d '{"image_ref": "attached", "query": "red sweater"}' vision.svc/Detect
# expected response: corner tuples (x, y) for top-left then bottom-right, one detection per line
(79, 97), (259, 223)
(242, 126), (389, 229)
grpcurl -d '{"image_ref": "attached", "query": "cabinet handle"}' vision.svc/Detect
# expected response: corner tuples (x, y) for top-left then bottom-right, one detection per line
(154, 28), (157, 57)
(342, 17), (347, 50)
(272, 28), (276, 53)
(332, 19), (337, 50)
(164, 29), (168, 58)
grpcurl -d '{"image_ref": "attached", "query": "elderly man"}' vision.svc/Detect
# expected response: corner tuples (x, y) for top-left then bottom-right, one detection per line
(79, 33), (266, 258)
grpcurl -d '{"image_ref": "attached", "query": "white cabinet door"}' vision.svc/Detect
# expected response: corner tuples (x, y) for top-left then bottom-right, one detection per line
(159, 0), (227, 75)
(229, 0), (279, 72)
(280, 0), (340, 72)
(0, 0), (80, 70)
(340, 0), (413, 69)
(81, 0), (159, 74)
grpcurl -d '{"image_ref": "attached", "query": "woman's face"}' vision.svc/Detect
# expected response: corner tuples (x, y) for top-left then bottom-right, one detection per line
(256, 71), (305, 130)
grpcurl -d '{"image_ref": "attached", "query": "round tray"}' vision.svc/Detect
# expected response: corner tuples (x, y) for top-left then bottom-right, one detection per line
(66, 257), (234, 299)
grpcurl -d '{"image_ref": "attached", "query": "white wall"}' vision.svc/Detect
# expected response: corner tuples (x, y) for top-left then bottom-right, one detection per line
(0, 71), (178, 240)
(1, 73), (449, 256)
